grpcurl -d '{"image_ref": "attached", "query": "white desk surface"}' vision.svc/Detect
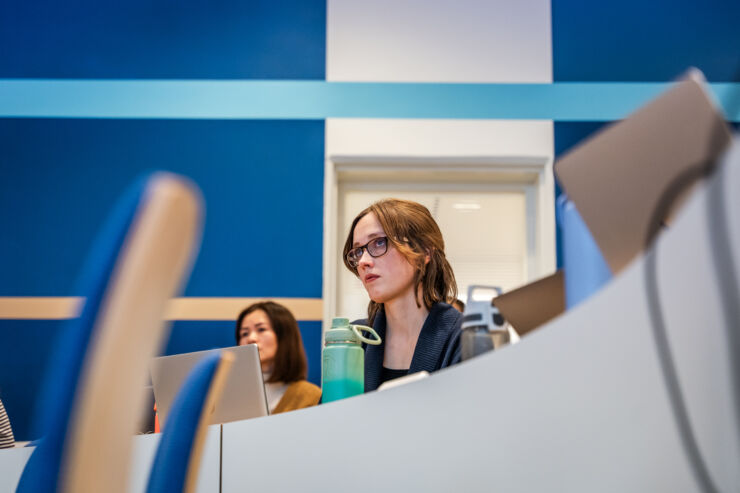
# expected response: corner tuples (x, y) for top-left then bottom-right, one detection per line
(219, 147), (740, 492)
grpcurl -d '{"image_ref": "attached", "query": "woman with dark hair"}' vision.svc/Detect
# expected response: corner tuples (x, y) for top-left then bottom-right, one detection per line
(343, 198), (462, 392)
(235, 301), (320, 413)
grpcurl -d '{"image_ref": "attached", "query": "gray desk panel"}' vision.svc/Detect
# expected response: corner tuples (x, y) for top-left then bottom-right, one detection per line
(220, 142), (740, 492)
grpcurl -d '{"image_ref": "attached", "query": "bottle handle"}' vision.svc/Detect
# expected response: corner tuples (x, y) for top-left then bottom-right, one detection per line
(351, 324), (382, 345)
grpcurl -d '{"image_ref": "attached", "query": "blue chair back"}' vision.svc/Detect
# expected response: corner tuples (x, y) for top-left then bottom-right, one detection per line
(146, 353), (224, 493)
(17, 177), (147, 493)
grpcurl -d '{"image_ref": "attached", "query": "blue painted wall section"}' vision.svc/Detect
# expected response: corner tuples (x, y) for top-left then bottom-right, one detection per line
(0, 0), (327, 440)
(0, 0), (326, 79)
(0, 320), (59, 441)
(553, 0), (740, 83)
(0, 118), (325, 298)
(3, 80), (737, 121)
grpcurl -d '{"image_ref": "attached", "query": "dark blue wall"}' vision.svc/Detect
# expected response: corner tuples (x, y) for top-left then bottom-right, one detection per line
(0, 118), (325, 298)
(0, 0), (325, 79)
(0, 0), (326, 440)
(553, 0), (740, 83)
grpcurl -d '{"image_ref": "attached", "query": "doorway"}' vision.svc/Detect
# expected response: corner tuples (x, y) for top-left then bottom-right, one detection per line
(323, 156), (555, 325)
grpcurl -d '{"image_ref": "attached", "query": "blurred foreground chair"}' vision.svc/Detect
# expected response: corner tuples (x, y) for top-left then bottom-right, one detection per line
(146, 351), (233, 493)
(16, 173), (203, 493)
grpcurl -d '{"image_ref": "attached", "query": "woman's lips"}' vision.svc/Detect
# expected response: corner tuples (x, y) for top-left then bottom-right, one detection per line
(364, 274), (380, 283)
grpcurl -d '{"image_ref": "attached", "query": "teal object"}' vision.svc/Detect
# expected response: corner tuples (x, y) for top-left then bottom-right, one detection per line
(1, 80), (738, 121)
(322, 318), (381, 403)
(557, 195), (612, 309)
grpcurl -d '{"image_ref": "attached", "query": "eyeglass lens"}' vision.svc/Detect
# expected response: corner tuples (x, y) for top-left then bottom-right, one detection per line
(347, 237), (388, 266)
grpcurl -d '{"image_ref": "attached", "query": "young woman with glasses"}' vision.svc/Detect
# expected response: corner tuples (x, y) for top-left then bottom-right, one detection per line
(343, 198), (462, 391)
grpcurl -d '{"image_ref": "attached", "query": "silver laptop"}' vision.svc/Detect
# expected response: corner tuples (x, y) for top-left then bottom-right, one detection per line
(150, 344), (269, 427)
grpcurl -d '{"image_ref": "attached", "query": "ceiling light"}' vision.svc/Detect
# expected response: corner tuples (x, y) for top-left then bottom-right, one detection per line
(452, 202), (481, 210)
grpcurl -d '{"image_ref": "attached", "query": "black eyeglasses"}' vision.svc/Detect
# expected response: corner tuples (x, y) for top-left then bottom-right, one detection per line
(346, 236), (389, 267)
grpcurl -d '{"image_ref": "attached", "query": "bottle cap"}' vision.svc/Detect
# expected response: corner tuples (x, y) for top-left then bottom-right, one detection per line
(325, 317), (359, 344)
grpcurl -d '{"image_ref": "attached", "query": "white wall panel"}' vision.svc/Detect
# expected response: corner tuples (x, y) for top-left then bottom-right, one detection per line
(327, 0), (552, 83)
(324, 0), (556, 321)
(326, 119), (553, 158)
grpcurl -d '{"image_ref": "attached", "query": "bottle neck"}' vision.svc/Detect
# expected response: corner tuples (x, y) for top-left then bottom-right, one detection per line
(325, 340), (361, 346)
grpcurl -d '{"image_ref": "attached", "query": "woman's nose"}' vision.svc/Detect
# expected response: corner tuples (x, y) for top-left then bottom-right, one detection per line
(245, 333), (257, 344)
(358, 248), (374, 267)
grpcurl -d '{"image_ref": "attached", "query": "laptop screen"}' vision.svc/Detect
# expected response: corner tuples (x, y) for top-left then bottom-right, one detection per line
(150, 344), (269, 427)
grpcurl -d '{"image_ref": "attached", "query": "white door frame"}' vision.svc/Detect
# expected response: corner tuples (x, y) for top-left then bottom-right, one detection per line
(322, 155), (556, 328)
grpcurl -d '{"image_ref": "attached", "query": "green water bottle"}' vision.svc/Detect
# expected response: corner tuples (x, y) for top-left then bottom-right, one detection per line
(322, 317), (382, 403)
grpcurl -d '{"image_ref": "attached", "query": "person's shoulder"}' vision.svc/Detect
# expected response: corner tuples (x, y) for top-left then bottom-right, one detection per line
(287, 380), (321, 396)
(431, 302), (463, 331)
(431, 303), (463, 366)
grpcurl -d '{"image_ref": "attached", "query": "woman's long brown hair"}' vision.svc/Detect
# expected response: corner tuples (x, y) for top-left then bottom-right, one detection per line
(343, 199), (457, 325)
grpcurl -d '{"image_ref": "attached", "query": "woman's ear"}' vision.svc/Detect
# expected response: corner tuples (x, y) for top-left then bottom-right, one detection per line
(424, 249), (432, 265)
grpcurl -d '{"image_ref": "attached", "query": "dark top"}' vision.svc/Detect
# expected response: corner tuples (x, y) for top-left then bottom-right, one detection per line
(380, 366), (409, 387)
(358, 302), (463, 392)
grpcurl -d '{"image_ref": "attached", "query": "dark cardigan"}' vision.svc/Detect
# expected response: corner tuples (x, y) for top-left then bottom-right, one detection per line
(360, 302), (463, 392)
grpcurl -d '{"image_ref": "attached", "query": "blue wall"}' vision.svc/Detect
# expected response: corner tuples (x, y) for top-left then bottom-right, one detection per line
(553, 0), (740, 83)
(0, 0), (326, 440)
(0, 118), (325, 298)
(0, 0), (325, 79)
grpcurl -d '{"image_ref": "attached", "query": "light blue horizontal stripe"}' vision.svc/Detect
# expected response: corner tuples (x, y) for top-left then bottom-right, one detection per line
(0, 80), (738, 121)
